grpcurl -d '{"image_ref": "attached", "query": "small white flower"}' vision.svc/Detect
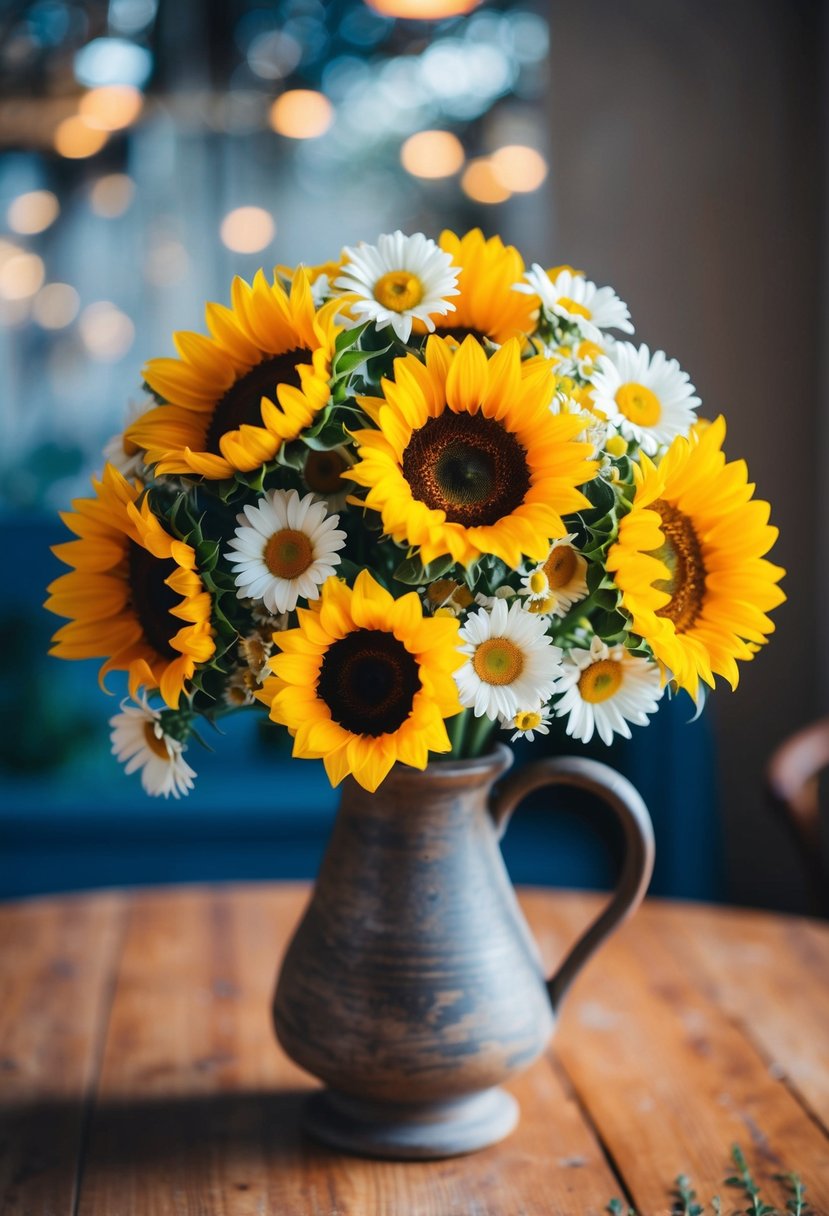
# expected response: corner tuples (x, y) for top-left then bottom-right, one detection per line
(591, 342), (700, 455)
(552, 635), (663, 746)
(334, 230), (460, 342)
(455, 598), (563, 722)
(110, 697), (196, 799)
(519, 266), (633, 340)
(102, 396), (155, 479)
(522, 535), (589, 618)
(225, 488), (347, 615)
(503, 705), (553, 743)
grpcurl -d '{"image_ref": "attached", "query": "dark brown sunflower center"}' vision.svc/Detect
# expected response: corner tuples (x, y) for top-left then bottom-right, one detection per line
(652, 500), (706, 633)
(437, 325), (489, 344)
(401, 412), (530, 527)
(204, 349), (310, 455)
(317, 629), (421, 737)
(304, 449), (347, 494)
(128, 542), (180, 659)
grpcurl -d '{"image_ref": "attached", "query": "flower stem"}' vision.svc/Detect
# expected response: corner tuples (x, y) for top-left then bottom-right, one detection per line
(446, 709), (469, 757)
(465, 713), (498, 758)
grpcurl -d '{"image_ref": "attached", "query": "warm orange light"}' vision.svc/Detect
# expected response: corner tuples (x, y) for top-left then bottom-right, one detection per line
(33, 283), (80, 329)
(220, 207), (276, 254)
(491, 145), (548, 193)
(461, 158), (511, 205)
(7, 190), (60, 235)
(53, 116), (108, 159)
(366, 0), (481, 16)
(0, 252), (45, 300)
(89, 174), (136, 218)
(400, 130), (464, 179)
(79, 85), (144, 132)
(269, 89), (333, 139)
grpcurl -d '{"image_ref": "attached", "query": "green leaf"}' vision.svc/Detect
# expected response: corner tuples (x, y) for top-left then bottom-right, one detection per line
(393, 552), (456, 586)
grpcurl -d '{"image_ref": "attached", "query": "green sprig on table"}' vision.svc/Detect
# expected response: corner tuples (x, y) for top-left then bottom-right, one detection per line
(606, 1146), (814, 1216)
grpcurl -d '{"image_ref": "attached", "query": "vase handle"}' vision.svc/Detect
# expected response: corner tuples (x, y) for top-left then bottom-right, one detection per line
(490, 755), (655, 1014)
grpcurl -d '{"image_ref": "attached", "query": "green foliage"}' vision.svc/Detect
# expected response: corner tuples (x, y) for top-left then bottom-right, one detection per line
(606, 1147), (813, 1216)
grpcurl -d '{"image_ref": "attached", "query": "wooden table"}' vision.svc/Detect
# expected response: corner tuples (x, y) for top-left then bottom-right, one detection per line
(2, 884), (828, 1215)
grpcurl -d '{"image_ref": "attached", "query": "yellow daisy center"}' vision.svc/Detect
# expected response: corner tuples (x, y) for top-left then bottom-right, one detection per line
(264, 529), (314, 580)
(374, 270), (424, 313)
(128, 543), (180, 658)
(578, 659), (623, 704)
(317, 628), (421, 737)
(514, 709), (542, 732)
(143, 722), (170, 760)
(605, 434), (628, 458)
(529, 570), (549, 596)
(205, 349), (309, 454)
(543, 544), (578, 589)
(528, 594), (556, 615)
(557, 296), (592, 320)
(304, 449), (348, 494)
(577, 339), (602, 361)
(473, 638), (525, 686)
(653, 500), (707, 632)
(615, 382), (661, 428)
(402, 412), (530, 527)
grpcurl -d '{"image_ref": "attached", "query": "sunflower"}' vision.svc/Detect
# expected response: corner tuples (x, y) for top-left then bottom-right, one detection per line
(349, 335), (597, 568)
(259, 570), (463, 792)
(430, 228), (540, 345)
(46, 463), (215, 707)
(126, 269), (339, 480)
(606, 417), (785, 700)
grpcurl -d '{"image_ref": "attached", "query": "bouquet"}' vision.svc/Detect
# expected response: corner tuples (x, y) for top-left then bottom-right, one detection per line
(46, 229), (785, 796)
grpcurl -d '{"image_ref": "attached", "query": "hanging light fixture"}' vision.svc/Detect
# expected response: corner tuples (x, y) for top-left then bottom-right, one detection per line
(365, 0), (482, 18)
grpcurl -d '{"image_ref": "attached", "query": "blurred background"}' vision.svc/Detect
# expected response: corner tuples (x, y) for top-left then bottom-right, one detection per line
(0, 0), (823, 913)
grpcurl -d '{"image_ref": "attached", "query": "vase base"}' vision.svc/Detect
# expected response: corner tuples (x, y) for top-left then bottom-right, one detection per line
(303, 1086), (519, 1160)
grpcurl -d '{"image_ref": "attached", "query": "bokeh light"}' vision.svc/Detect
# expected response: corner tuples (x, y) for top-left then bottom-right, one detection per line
(53, 116), (108, 159)
(79, 85), (144, 132)
(0, 252), (45, 300)
(79, 302), (135, 361)
(32, 283), (80, 329)
(220, 207), (276, 254)
(7, 191), (60, 235)
(89, 174), (136, 218)
(269, 90), (334, 139)
(74, 38), (154, 89)
(461, 158), (511, 204)
(491, 144), (548, 192)
(366, 0), (482, 16)
(400, 130), (464, 179)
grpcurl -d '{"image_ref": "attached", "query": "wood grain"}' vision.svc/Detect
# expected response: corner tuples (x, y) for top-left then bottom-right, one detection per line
(75, 885), (621, 1216)
(2, 886), (828, 1215)
(539, 892), (829, 1215)
(0, 893), (125, 1216)
(654, 901), (829, 1133)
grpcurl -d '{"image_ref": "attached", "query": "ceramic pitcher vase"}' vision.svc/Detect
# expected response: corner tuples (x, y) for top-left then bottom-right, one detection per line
(273, 744), (654, 1159)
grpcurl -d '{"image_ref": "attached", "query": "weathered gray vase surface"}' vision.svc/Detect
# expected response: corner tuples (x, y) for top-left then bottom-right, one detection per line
(273, 744), (654, 1159)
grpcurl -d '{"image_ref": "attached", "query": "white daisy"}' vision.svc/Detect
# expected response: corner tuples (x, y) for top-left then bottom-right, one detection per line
(455, 598), (563, 722)
(591, 342), (700, 456)
(334, 230), (460, 342)
(110, 697), (196, 799)
(552, 635), (663, 746)
(519, 266), (633, 340)
(522, 535), (589, 618)
(503, 705), (552, 744)
(225, 488), (347, 615)
(102, 395), (154, 479)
